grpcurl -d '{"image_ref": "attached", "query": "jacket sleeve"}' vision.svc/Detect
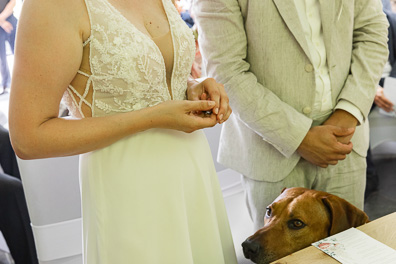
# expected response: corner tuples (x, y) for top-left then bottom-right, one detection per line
(336, 0), (389, 119)
(193, 0), (312, 158)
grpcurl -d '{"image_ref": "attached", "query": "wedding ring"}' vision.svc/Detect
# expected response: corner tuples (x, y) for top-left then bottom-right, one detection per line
(204, 110), (212, 116)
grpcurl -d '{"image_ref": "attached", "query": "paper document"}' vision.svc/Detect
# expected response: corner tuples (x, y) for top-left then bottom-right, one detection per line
(380, 77), (396, 117)
(312, 228), (396, 264)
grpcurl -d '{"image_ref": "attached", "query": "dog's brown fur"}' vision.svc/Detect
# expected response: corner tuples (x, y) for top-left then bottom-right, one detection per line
(242, 187), (369, 264)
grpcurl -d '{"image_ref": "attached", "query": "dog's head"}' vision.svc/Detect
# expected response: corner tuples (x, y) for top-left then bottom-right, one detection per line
(242, 187), (369, 264)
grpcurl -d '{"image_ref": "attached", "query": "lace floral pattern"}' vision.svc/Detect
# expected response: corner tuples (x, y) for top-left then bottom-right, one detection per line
(63, 0), (196, 118)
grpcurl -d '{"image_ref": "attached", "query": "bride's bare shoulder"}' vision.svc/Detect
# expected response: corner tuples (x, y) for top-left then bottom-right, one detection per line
(20, 0), (90, 42)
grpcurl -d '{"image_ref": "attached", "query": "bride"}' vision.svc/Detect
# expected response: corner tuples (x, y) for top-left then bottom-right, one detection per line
(9, 0), (237, 263)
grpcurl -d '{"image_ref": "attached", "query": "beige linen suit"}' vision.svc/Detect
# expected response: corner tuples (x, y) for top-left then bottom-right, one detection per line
(194, 0), (389, 228)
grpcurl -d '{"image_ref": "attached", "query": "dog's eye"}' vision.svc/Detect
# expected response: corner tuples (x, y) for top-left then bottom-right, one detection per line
(288, 219), (306, 230)
(265, 207), (272, 217)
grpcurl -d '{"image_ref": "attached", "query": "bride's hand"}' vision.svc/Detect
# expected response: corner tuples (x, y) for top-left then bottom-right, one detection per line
(186, 78), (232, 124)
(153, 100), (218, 133)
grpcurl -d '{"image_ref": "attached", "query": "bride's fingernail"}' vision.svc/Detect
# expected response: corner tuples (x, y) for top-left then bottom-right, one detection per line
(214, 108), (219, 114)
(219, 114), (224, 120)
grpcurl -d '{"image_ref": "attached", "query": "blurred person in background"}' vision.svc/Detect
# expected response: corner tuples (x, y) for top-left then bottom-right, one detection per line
(365, 0), (396, 198)
(391, 0), (396, 13)
(175, 0), (201, 78)
(0, 0), (17, 95)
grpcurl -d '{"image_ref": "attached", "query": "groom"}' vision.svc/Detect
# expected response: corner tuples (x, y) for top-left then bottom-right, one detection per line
(193, 0), (389, 230)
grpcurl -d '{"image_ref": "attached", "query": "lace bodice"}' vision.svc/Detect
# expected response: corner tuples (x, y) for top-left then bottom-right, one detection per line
(63, 0), (196, 118)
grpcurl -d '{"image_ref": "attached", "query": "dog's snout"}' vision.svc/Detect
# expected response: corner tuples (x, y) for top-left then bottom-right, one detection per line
(242, 239), (261, 260)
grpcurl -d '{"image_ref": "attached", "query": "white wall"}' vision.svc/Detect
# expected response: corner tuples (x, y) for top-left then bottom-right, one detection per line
(204, 125), (253, 263)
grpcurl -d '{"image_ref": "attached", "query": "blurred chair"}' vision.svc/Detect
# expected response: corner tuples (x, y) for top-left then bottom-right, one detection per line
(17, 155), (83, 264)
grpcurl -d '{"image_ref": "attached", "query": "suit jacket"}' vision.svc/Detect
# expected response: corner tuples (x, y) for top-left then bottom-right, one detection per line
(194, 0), (389, 182)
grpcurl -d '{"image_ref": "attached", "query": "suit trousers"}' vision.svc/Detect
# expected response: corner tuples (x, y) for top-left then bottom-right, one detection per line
(242, 150), (366, 231)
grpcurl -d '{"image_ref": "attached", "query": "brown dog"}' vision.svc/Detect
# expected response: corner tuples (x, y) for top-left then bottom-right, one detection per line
(242, 187), (369, 264)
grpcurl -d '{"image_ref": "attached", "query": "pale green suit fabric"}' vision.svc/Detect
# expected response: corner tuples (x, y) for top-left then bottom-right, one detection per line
(194, 0), (389, 183)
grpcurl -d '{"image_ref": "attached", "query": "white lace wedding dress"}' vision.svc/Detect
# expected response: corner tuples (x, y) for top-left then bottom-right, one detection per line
(62, 0), (237, 263)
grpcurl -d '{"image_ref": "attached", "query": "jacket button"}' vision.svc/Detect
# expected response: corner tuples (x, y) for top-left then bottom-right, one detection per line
(305, 64), (314, 72)
(302, 106), (312, 114)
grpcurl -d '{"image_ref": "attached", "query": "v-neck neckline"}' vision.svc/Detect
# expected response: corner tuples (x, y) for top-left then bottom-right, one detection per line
(102, 0), (176, 99)
(104, 0), (171, 40)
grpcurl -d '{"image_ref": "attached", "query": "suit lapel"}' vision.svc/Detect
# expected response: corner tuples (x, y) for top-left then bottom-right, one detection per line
(273, 0), (312, 62)
(273, 0), (343, 66)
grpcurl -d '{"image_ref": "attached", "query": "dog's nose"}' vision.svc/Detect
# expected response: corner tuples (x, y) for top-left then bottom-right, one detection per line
(242, 239), (261, 259)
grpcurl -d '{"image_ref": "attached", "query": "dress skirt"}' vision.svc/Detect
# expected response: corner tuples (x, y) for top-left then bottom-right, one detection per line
(79, 128), (237, 264)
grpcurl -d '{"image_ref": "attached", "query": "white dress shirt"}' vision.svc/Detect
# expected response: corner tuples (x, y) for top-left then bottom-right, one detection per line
(295, 0), (364, 123)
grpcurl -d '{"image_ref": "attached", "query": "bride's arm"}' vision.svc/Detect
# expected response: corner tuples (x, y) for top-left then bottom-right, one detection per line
(9, 0), (217, 160)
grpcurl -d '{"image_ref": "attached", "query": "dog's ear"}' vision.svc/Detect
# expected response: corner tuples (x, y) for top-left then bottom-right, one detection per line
(321, 195), (369, 236)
